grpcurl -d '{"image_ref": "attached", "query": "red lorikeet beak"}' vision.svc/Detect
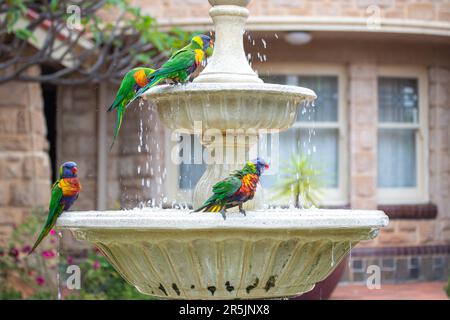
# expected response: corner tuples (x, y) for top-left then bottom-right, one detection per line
(72, 167), (78, 175)
(264, 164), (269, 169)
(210, 39), (214, 49)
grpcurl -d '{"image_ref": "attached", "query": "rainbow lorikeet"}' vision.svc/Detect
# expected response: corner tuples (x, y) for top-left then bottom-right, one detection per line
(30, 162), (81, 254)
(107, 67), (156, 148)
(125, 34), (214, 108)
(193, 158), (269, 220)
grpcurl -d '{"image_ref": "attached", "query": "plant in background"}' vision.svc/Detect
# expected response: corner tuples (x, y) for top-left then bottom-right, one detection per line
(272, 154), (323, 208)
(0, 208), (154, 299)
(0, 0), (192, 85)
(61, 248), (154, 300)
(0, 208), (59, 299)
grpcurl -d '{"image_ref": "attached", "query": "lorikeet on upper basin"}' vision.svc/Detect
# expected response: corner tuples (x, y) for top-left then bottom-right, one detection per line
(193, 158), (269, 220)
(107, 67), (155, 148)
(30, 162), (81, 254)
(125, 34), (214, 108)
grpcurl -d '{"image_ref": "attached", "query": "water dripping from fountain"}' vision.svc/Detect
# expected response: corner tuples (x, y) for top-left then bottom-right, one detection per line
(261, 38), (267, 49)
(331, 242), (335, 267)
(57, 231), (63, 300)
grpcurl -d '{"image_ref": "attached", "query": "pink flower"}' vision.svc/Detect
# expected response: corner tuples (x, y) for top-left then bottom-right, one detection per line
(21, 245), (31, 253)
(93, 261), (101, 270)
(50, 229), (56, 236)
(9, 247), (19, 258)
(41, 250), (56, 259)
(67, 256), (73, 264)
(35, 276), (45, 286)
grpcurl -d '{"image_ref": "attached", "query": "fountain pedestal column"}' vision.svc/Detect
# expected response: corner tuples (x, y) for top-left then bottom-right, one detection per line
(195, 0), (262, 84)
(193, 131), (263, 210)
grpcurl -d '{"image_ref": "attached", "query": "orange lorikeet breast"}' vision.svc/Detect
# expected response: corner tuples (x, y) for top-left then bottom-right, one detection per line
(235, 173), (259, 199)
(58, 177), (82, 197)
(133, 69), (149, 88)
(194, 49), (205, 67)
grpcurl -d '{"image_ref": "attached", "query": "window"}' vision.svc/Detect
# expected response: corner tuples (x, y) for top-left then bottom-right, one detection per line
(178, 134), (206, 190)
(260, 65), (348, 205)
(377, 68), (428, 204)
(165, 132), (206, 203)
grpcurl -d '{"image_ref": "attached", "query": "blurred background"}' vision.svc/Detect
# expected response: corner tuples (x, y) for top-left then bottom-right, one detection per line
(0, 0), (449, 299)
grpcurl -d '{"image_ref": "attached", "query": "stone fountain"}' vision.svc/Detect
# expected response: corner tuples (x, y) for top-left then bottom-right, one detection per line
(57, 0), (388, 299)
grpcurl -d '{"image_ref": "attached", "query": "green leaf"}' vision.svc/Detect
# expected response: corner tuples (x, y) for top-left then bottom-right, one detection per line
(15, 28), (33, 41)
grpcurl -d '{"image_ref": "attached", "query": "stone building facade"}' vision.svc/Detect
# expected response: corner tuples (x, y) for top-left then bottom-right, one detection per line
(0, 66), (51, 247)
(1, 0), (449, 283)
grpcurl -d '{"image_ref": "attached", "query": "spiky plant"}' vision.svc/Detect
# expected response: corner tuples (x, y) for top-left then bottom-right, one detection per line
(272, 154), (322, 208)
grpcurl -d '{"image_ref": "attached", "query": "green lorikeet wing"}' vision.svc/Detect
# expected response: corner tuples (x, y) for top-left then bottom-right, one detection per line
(30, 180), (64, 254)
(128, 49), (196, 107)
(193, 176), (242, 212)
(108, 67), (155, 148)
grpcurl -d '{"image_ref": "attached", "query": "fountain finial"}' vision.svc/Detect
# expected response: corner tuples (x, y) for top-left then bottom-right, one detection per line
(195, 0), (262, 83)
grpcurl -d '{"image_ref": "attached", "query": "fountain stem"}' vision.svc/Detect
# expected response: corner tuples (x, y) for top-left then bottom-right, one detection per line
(194, 0), (262, 84)
(193, 131), (263, 210)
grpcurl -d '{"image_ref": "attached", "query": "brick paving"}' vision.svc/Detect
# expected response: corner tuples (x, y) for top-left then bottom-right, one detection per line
(331, 281), (448, 300)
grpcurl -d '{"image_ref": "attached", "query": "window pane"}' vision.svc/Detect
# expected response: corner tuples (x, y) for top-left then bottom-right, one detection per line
(261, 128), (338, 188)
(261, 75), (338, 123)
(179, 135), (206, 190)
(378, 129), (416, 188)
(298, 76), (338, 122)
(302, 128), (338, 188)
(378, 77), (418, 123)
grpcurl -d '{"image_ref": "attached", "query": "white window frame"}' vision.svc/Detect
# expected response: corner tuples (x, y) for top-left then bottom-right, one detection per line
(376, 66), (429, 205)
(257, 63), (349, 206)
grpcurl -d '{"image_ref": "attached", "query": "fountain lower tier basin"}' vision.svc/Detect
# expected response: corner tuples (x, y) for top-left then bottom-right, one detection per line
(57, 209), (388, 299)
(143, 83), (317, 132)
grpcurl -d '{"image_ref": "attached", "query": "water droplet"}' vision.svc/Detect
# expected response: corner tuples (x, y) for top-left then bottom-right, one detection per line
(331, 242), (335, 267)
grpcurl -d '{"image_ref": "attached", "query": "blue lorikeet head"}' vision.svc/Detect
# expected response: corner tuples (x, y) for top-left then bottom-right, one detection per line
(60, 161), (78, 179)
(192, 34), (214, 57)
(251, 158), (269, 176)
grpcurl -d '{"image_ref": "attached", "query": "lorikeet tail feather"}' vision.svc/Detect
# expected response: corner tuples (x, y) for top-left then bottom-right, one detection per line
(193, 203), (224, 213)
(108, 94), (122, 112)
(29, 214), (58, 255)
(110, 105), (124, 149)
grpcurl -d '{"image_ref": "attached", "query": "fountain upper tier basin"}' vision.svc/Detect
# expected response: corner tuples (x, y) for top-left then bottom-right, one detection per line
(57, 209), (388, 299)
(143, 82), (317, 132)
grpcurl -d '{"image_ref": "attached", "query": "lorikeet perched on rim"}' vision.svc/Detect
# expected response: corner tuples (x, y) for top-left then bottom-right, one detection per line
(193, 158), (269, 220)
(125, 34), (214, 108)
(107, 67), (155, 148)
(30, 162), (81, 254)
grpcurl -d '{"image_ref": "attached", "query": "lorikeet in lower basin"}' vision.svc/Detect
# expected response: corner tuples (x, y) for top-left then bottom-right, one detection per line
(125, 34), (214, 108)
(107, 67), (155, 148)
(30, 162), (81, 254)
(193, 158), (269, 220)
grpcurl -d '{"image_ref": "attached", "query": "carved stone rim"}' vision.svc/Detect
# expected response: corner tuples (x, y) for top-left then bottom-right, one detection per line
(142, 83), (317, 102)
(57, 209), (388, 231)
